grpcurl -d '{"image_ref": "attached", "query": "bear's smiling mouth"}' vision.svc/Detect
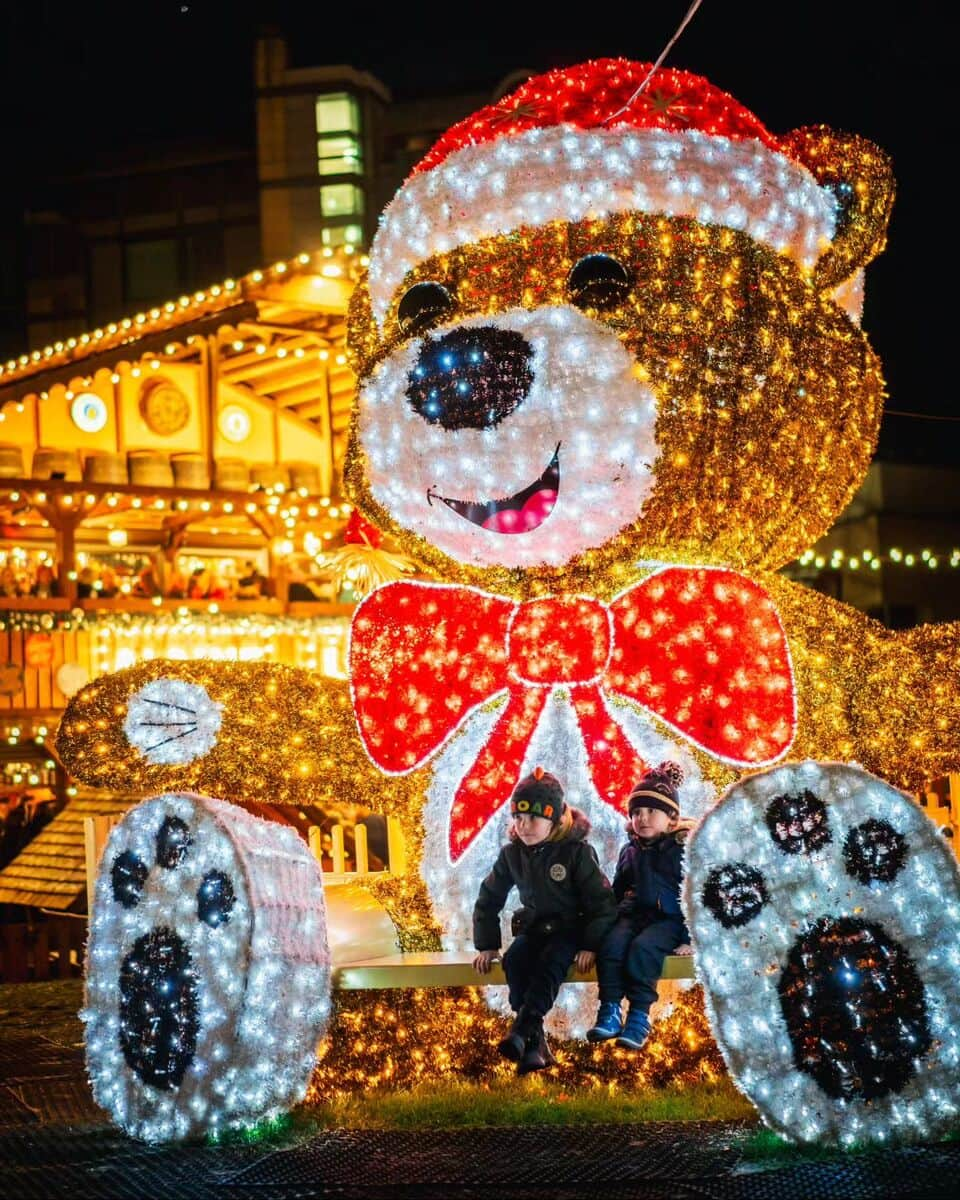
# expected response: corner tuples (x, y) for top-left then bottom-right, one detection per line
(428, 444), (560, 535)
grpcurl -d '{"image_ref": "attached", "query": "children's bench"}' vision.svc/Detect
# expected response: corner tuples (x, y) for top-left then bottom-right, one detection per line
(332, 950), (695, 990)
(323, 884), (696, 990)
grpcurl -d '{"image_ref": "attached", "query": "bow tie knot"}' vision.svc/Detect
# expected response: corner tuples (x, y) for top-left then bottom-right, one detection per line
(508, 596), (611, 686)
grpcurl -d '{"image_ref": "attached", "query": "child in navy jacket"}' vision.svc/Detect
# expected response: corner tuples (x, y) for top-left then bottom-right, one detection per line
(587, 761), (692, 1050)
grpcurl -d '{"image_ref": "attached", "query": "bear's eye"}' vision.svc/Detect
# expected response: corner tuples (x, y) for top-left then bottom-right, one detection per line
(397, 282), (455, 337)
(567, 254), (633, 311)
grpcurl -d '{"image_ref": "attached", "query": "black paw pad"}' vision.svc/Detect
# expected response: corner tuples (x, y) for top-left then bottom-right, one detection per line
(702, 863), (768, 928)
(111, 850), (149, 909)
(766, 790), (831, 856)
(778, 916), (930, 1101)
(843, 819), (908, 885)
(119, 928), (199, 1090)
(156, 816), (192, 869)
(197, 870), (236, 928)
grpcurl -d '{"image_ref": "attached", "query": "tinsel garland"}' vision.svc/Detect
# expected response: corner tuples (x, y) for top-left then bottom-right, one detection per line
(308, 984), (722, 1099)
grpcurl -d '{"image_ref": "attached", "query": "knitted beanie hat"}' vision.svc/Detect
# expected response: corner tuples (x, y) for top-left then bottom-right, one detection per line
(627, 761), (685, 818)
(511, 767), (565, 823)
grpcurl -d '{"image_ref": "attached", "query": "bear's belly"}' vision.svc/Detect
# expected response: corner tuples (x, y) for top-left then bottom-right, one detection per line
(421, 688), (718, 952)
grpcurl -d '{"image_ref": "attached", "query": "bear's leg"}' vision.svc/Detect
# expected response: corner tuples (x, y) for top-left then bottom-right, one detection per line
(83, 793), (331, 1142)
(684, 760), (960, 1147)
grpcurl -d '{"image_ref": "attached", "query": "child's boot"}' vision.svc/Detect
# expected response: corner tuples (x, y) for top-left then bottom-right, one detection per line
(518, 1019), (553, 1075)
(498, 1008), (530, 1062)
(586, 1000), (623, 1042)
(615, 1007), (651, 1050)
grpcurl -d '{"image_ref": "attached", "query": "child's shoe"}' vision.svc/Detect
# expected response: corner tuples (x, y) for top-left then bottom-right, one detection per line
(586, 1001), (623, 1042)
(498, 1010), (529, 1062)
(518, 1023), (554, 1075)
(615, 1007), (651, 1050)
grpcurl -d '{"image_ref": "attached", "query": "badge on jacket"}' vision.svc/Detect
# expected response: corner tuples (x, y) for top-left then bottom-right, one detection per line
(549, 863), (567, 882)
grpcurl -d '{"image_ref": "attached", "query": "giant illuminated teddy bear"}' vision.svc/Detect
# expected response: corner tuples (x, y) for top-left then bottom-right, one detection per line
(60, 61), (960, 1146)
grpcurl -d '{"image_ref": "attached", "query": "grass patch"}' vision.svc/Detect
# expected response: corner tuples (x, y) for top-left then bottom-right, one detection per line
(739, 1123), (960, 1167)
(300, 1075), (755, 1130)
(739, 1127), (849, 1166)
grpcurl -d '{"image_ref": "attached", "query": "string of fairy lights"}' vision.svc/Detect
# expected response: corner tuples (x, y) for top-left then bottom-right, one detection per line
(0, 246), (367, 385)
(794, 546), (960, 571)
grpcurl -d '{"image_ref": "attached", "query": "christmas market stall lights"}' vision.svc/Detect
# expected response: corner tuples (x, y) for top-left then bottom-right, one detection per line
(8, 58), (960, 1153)
(0, 246), (417, 975)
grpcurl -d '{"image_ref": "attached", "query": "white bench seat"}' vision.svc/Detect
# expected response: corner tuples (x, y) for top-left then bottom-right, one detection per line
(332, 950), (696, 990)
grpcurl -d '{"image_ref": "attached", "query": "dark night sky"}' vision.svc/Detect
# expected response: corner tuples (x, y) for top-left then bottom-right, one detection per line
(1, 1), (954, 461)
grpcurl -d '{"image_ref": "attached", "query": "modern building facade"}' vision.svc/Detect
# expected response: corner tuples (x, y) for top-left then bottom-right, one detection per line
(5, 34), (489, 360)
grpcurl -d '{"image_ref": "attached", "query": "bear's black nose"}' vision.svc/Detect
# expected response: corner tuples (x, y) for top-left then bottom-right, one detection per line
(778, 916), (931, 1101)
(406, 326), (534, 430)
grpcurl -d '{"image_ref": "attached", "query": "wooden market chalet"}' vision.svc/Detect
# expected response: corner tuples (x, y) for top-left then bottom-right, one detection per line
(0, 247), (389, 958)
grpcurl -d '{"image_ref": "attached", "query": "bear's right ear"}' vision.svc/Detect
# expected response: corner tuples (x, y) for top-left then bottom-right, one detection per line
(781, 125), (895, 295)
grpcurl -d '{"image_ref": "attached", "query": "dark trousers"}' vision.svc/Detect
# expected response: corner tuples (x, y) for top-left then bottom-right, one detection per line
(502, 932), (579, 1022)
(596, 915), (686, 1013)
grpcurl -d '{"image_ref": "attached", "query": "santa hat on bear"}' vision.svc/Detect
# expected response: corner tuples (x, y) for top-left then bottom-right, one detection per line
(367, 59), (844, 330)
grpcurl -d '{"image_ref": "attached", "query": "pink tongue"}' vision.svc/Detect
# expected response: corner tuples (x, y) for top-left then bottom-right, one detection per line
(482, 488), (557, 535)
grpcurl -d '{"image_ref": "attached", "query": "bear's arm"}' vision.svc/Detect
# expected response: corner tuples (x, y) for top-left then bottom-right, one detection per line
(55, 658), (395, 809)
(767, 574), (960, 790)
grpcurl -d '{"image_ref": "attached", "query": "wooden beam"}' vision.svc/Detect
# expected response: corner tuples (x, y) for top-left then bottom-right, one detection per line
(265, 380), (328, 409)
(260, 363), (330, 397)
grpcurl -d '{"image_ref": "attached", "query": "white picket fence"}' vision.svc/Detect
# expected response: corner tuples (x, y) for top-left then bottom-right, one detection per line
(83, 812), (406, 914)
(918, 773), (959, 855)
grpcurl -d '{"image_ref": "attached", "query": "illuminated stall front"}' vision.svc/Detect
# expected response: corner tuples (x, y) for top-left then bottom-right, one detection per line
(0, 247), (411, 931)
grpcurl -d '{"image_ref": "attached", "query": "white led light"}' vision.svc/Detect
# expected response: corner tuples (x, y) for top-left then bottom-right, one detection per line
(218, 403), (252, 444)
(357, 305), (659, 570)
(368, 126), (836, 328)
(124, 678), (223, 766)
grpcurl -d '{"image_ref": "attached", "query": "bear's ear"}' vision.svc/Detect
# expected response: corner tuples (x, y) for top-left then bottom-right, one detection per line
(781, 125), (895, 295)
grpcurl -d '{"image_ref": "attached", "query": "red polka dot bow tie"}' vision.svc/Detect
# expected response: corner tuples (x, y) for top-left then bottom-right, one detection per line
(350, 568), (796, 861)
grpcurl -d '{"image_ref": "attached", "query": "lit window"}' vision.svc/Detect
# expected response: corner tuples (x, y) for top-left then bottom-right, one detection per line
(316, 93), (359, 135)
(320, 184), (364, 219)
(316, 93), (362, 176)
(317, 135), (362, 177)
(321, 224), (364, 248)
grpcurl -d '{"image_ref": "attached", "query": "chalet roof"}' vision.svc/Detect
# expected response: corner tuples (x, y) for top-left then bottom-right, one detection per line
(0, 246), (364, 412)
(0, 793), (133, 910)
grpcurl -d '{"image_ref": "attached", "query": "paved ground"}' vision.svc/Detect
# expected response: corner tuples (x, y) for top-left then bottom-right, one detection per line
(2, 981), (959, 1199)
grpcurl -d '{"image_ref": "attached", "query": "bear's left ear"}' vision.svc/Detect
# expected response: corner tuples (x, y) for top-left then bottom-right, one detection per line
(781, 125), (895, 297)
